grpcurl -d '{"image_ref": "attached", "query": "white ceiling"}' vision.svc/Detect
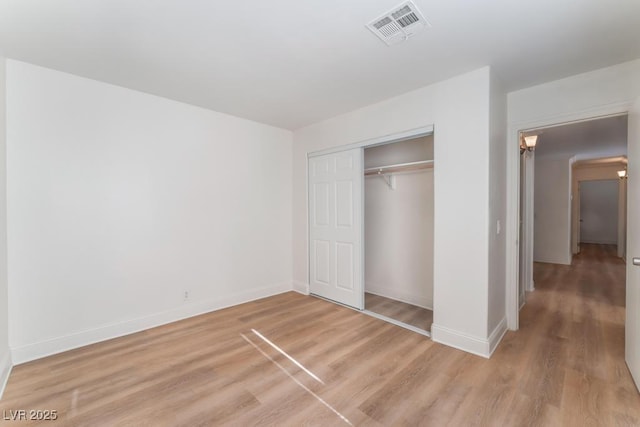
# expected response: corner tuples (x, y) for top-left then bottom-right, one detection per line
(1, 0), (639, 130)
(534, 115), (628, 160)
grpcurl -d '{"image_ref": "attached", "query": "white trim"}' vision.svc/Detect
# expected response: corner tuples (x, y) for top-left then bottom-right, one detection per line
(362, 310), (431, 337)
(518, 151), (535, 311)
(0, 351), (12, 399)
(307, 125), (434, 158)
(505, 101), (635, 331)
(365, 286), (432, 310)
(580, 239), (618, 245)
(292, 281), (309, 295)
(510, 102), (632, 133)
(488, 317), (508, 357)
(11, 282), (292, 365)
(430, 323), (492, 358)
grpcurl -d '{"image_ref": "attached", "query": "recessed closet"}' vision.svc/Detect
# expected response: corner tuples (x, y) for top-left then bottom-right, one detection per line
(307, 129), (434, 335)
(363, 135), (434, 333)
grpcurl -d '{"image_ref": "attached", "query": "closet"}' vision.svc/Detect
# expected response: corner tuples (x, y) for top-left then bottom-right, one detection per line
(363, 135), (434, 333)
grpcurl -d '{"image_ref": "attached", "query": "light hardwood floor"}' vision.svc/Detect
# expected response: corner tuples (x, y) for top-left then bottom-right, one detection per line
(365, 293), (433, 332)
(1, 243), (639, 425)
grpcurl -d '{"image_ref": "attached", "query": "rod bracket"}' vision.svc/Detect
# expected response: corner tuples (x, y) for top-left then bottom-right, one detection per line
(377, 170), (395, 190)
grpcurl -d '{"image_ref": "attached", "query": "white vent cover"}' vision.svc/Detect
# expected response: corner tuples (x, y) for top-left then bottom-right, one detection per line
(366, 1), (430, 46)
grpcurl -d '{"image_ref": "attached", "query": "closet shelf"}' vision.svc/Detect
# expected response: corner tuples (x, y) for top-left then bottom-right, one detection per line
(364, 160), (434, 176)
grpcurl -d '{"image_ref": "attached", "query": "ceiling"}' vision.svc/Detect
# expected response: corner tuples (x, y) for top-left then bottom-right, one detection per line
(1, 0), (639, 130)
(533, 115), (628, 160)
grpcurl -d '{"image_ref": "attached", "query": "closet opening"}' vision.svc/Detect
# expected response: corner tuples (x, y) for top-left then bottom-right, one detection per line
(363, 134), (434, 335)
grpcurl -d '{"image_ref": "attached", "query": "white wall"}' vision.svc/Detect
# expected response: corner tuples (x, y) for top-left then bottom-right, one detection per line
(293, 67), (502, 357)
(488, 70), (508, 340)
(506, 58), (640, 329)
(579, 180), (618, 244)
(0, 55), (10, 396)
(533, 155), (573, 265)
(364, 137), (434, 309)
(6, 60), (293, 363)
(508, 59), (640, 126)
(364, 136), (434, 167)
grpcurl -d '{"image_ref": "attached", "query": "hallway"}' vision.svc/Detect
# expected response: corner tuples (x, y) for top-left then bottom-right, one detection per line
(511, 243), (638, 424)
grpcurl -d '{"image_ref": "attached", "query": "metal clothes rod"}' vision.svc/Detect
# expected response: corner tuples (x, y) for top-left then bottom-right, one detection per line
(363, 160), (434, 176)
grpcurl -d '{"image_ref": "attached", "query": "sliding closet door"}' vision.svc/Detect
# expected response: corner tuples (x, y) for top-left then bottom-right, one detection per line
(308, 148), (364, 310)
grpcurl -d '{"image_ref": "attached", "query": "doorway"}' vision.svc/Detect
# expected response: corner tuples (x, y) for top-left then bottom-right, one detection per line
(516, 114), (628, 316)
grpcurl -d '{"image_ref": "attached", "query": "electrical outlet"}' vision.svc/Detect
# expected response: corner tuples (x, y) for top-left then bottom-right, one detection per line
(183, 291), (189, 301)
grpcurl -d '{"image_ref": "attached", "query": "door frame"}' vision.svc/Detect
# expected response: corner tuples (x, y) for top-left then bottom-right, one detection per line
(618, 176), (628, 258)
(506, 102), (633, 330)
(520, 144), (535, 296)
(307, 125), (434, 158)
(307, 125), (434, 310)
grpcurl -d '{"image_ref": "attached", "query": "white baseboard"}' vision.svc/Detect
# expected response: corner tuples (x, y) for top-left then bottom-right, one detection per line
(365, 284), (432, 310)
(292, 281), (309, 295)
(534, 256), (571, 266)
(580, 240), (617, 245)
(431, 324), (490, 358)
(526, 279), (535, 292)
(488, 317), (508, 357)
(0, 350), (12, 399)
(431, 317), (508, 359)
(11, 282), (292, 365)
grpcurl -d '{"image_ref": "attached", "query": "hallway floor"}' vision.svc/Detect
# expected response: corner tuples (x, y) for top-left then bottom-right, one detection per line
(516, 243), (638, 425)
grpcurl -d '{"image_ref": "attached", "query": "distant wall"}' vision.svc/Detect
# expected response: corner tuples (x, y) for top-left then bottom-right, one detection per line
(579, 180), (618, 244)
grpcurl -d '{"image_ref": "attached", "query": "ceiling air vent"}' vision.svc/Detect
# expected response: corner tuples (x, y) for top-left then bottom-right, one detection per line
(366, 1), (430, 46)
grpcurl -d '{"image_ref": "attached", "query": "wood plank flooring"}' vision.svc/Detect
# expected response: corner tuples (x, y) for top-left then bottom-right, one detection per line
(365, 292), (433, 332)
(1, 243), (639, 425)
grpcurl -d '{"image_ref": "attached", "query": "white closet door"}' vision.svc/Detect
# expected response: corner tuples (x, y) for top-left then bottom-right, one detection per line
(308, 148), (363, 310)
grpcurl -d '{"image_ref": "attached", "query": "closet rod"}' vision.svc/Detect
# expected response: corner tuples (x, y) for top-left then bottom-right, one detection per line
(364, 160), (434, 176)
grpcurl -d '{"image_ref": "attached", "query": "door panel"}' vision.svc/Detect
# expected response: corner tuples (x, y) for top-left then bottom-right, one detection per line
(314, 240), (330, 284)
(313, 182), (330, 226)
(579, 180), (618, 244)
(336, 242), (354, 290)
(336, 181), (353, 227)
(309, 148), (363, 309)
(626, 97), (640, 390)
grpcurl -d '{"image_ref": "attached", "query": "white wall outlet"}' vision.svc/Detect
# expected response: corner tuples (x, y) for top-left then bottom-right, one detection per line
(496, 220), (501, 235)
(183, 291), (189, 301)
